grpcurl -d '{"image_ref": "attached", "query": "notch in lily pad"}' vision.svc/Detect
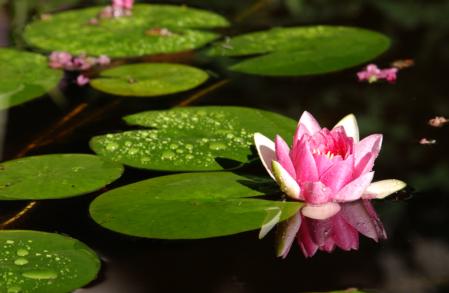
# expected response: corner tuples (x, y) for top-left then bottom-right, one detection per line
(0, 48), (62, 110)
(90, 63), (208, 97)
(0, 154), (123, 200)
(0, 230), (100, 293)
(24, 4), (229, 58)
(89, 172), (302, 239)
(208, 26), (390, 76)
(90, 106), (296, 171)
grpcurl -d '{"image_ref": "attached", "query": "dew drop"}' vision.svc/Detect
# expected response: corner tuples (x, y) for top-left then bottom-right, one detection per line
(14, 258), (28, 266)
(209, 142), (227, 151)
(161, 151), (175, 160)
(7, 286), (21, 293)
(6, 240), (14, 244)
(22, 270), (58, 280)
(105, 142), (119, 151)
(16, 249), (29, 257)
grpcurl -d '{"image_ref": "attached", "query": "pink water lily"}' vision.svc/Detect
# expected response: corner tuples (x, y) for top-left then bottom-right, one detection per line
(254, 111), (406, 257)
(254, 111), (406, 220)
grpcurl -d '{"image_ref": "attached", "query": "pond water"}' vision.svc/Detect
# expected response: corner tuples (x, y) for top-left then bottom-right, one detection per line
(1, 0), (449, 292)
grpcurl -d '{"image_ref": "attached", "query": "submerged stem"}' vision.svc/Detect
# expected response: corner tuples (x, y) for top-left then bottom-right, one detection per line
(0, 201), (37, 229)
(177, 79), (230, 107)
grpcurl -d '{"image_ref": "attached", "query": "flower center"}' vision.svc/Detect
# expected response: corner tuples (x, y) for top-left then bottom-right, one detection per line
(312, 148), (335, 159)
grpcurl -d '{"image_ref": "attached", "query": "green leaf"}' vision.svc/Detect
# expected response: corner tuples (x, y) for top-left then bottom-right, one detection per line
(90, 63), (208, 96)
(90, 106), (296, 171)
(0, 154), (124, 200)
(89, 172), (301, 239)
(0, 48), (62, 110)
(208, 26), (390, 76)
(23, 4), (229, 57)
(0, 230), (100, 293)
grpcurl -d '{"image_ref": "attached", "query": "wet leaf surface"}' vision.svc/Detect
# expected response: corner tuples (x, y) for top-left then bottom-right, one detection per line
(208, 26), (390, 76)
(90, 106), (296, 171)
(0, 154), (124, 200)
(24, 4), (229, 57)
(90, 63), (208, 96)
(0, 48), (62, 110)
(90, 172), (301, 239)
(0, 230), (100, 293)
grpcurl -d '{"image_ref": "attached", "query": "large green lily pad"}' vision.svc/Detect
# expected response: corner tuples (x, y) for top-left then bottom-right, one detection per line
(0, 48), (62, 110)
(0, 230), (100, 293)
(23, 4), (229, 57)
(90, 172), (301, 239)
(90, 106), (296, 171)
(208, 26), (390, 76)
(90, 63), (208, 96)
(0, 154), (123, 200)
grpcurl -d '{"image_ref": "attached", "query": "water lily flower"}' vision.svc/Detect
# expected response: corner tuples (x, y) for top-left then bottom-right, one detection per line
(428, 116), (448, 128)
(254, 111), (406, 257)
(357, 64), (398, 83)
(48, 51), (73, 69)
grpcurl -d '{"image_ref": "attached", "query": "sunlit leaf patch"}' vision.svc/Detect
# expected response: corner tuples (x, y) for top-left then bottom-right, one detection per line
(0, 154), (123, 200)
(90, 63), (208, 96)
(24, 4), (229, 57)
(90, 106), (296, 171)
(0, 48), (62, 110)
(0, 230), (100, 293)
(208, 26), (390, 76)
(89, 172), (302, 239)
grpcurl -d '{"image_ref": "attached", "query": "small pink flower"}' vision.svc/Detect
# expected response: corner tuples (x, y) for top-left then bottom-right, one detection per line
(254, 111), (406, 257)
(48, 51), (73, 69)
(357, 64), (398, 83)
(76, 74), (90, 86)
(428, 116), (448, 127)
(419, 138), (436, 145)
(97, 55), (111, 66)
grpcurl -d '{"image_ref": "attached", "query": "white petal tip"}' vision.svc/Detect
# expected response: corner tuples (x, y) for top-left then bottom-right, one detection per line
(301, 202), (341, 220)
(272, 161), (301, 199)
(253, 132), (276, 180)
(334, 113), (360, 143)
(365, 179), (407, 199)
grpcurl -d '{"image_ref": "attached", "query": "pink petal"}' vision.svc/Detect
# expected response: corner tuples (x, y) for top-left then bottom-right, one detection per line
(297, 216), (319, 257)
(354, 134), (382, 166)
(298, 111), (321, 135)
(340, 200), (386, 241)
(332, 213), (359, 250)
(275, 135), (296, 179)
(272, 161), (301, 200)
(302, 182), (333, 205)
(291, 138), (319, 183)
(364, 179), (407, 199)
(314, 154), (342, 176)
(333, 114), (359, 143)
(334, 171), (374, 202)
(301, 202), (341, 220)
(275, 212), (302, 258)
(353, 152), (374, 177)
(253, 133), (276, 180)
(322, 237), (336, 252)
(320, 155), (355, 192)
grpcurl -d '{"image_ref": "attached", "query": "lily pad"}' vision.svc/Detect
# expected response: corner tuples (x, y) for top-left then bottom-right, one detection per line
(90, 63), (208, 96)
(23, 4), (229, 57)
(208, 26), (390, 76)
(0, 154), (123, 200)
(0, 230), (100, 293)
(89, 172), (302, 239)
(0, 48), (62, 110)
(90, 106), (296, 171)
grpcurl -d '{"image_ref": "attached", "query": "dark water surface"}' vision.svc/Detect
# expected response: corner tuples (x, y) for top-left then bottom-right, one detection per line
(1, 1), (449, 292)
